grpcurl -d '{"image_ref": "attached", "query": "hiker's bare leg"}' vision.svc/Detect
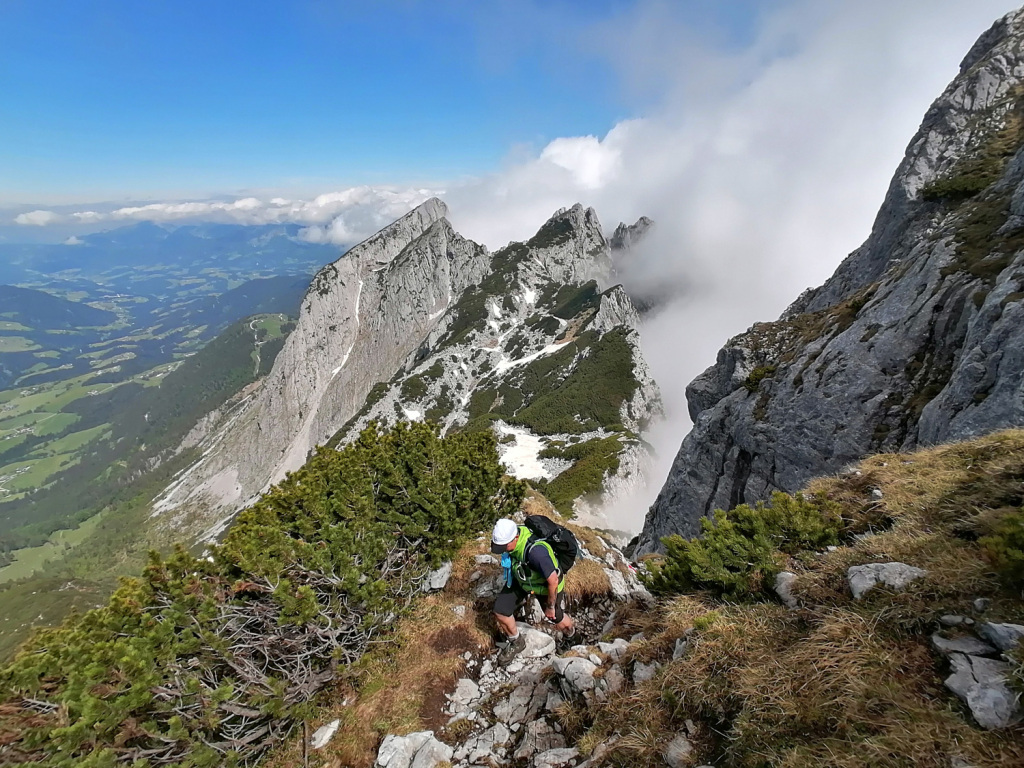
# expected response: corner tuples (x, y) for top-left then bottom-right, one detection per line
(494, 611), (517, 637)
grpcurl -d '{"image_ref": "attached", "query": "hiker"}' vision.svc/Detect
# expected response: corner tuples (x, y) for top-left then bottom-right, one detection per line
(490, 516), (575, 662)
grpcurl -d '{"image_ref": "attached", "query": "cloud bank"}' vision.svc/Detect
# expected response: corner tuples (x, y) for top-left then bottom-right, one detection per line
(9, 0), (1018, 529)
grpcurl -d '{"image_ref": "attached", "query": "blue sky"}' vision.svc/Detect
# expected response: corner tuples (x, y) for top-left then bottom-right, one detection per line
(0, 0), (767, 203)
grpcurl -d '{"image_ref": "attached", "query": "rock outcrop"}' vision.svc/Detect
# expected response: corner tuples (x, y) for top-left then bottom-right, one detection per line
(151, 201), (661, 540)
(636, 9), (1024, 553)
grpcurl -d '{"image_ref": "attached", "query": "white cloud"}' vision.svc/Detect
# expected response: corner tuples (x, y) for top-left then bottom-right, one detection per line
(14, 209), (63, 226)
(14, 186), (442, 246)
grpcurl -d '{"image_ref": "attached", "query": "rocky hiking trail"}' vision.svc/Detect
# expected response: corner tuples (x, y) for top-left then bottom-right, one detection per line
(284, 506), (666, 768)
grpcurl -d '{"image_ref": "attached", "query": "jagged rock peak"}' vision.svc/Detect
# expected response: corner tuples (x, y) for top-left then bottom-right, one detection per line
(610, 216), (653, 251)
(634, 8), (1024, 555)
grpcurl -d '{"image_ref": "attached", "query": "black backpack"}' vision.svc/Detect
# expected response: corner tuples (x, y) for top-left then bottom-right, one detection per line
(524, 515), (579, 574)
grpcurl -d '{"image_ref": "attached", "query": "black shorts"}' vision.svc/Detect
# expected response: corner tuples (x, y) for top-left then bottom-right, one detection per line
(494, 583), (565, 622)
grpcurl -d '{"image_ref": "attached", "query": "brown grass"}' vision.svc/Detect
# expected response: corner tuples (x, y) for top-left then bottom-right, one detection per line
(563, 558), (611, 603)
(571, 430), (1024, 768)
(261, 539), (493, 768)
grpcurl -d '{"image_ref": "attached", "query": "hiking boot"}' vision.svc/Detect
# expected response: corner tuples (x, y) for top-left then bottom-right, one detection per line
(556, 628), (577, 653)
(496, 633), (527, 664)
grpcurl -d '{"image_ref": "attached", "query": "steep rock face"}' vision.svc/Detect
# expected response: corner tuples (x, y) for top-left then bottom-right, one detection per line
(153, 201), (661, 537)
(635, 9), (1024, 553)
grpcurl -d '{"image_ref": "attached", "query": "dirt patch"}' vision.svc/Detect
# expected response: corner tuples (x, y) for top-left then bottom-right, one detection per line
(417, 668), (460, 733)
(428, 624), (479, 655)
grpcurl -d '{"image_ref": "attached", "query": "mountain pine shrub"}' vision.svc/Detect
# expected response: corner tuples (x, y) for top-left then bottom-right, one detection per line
(645, 492), (841, 599)
(0, 421), (524, 768)
(980, 505), (1024, 590)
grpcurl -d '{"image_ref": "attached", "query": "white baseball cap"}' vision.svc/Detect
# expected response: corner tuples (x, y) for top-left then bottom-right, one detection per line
(490, 518), (518, 553)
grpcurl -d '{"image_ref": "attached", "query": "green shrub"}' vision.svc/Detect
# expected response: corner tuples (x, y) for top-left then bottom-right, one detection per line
(980, 506), (1024, 589)
(743, 366), (777, 393)
(540, 436), (622, 515)
(645, 492), (841, 599)
(0, 422), (524, 768)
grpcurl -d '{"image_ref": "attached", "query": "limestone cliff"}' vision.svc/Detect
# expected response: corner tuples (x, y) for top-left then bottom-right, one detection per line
(636, 8), (1024, 553)
(152, 201), (661, 539)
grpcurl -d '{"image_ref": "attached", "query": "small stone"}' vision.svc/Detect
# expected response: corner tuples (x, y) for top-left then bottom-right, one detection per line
(630, 632), (645, 643)
(597, 638), (629, 661)
(463, 651), (473, 661)
(974, 597), (991, 613)
(774, 571), (799, 609)
(545, 690), (564, 713)
(603, 665), (625, 694)
(588, 653), (603, 666)
(515, 622), (557, 658)
(871, 488), (883, 500)
(977, 622), (1024, 652)
(448, 678), (480, 712)
(475, 554), (498, 565)
(451, 604), (467, 618)
(672, 638), (688, 660)
(931, 633), (997, 657)
(847, 562), (926, 600)
(533, 747), (579, 768)
(469, 570), (482, 582)
(310, 719), (340, 749)
(422, 562), (452, 593)
(633, 661), (659, 684)
(661, 734), (693, 768)
(940, 615), (966, 627)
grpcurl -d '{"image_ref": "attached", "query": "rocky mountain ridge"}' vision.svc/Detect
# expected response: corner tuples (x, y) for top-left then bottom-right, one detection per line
(636, 7), (1024, 553)
(151, 200), (660, 541)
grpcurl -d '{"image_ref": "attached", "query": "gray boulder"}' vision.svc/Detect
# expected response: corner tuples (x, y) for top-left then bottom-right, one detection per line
(494, 671), (547, 724)
(605, 568), (631, 600)
(422, 561), (452, 593)
(552, 656), (599, 699)
(847, 562), (926, 599)
(977, 622), (1024, 652)
(944, 653), (1021, 730)
(515, 622), (557, 659)
(931, 633), (997, 657)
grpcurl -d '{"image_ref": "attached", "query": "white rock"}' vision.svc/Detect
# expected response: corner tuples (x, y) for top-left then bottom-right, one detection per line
(588, 653), (603, 666)
(662, 734), (693, 768)
(475, 554), (498, 565)
(493, 671), (547, 724)
(552, 656), (599, 698)
(774, 571), (799, 609)
(847, 562), (926, 599)
(513, 718), (566, 761)
(463, 723), (512, 764)
(672, 638), (688, 660)
(533, 747), (579, 768)
(422, 561), (453, 592)
(516, 622), (556, 658)
(448, 678), (480, 712)
(605, 568), (630, 600)
(451, 604), (466, 618)
(375, 731), (433, 768)
(597, 638), (629, 661)
(632, 660), (659, 684)
(410, 737), (454, 768)
(310, 719), (340, 749)
(603, 664), (625, 694)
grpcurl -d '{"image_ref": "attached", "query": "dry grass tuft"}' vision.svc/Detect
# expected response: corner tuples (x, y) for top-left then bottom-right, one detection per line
(563, 557), (611, 602)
